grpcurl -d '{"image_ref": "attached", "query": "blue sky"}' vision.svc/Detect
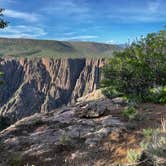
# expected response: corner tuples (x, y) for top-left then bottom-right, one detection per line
(0, 0), (165, 44)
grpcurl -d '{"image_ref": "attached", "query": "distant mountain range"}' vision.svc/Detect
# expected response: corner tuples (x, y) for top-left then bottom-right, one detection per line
(0, 38), (121, 58)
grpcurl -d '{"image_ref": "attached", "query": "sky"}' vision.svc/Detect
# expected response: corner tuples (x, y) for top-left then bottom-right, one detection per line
(0, 0), (165, 44)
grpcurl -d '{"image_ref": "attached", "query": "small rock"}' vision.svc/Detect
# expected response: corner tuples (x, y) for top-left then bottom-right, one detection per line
(112, 97), (128, 106)
(77, 102), (106, 118)
(102, 115), (123, 127)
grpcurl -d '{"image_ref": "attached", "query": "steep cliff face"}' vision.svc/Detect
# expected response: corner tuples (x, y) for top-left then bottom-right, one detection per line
(0, 58), (105, 122)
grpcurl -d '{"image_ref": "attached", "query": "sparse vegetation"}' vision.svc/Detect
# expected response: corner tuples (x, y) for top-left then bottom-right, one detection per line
(147, 86), (166, 104)
(142, 131), (166, 165)
(140, 119), (166, 165)
(142, 128), (155, 138)
(60, 132), (71, 145)
(146, 133), (166, 158)
(101, 28), (166, 165)
(102, 86), (123, 98)
(122, 107), (138, 120)
(0, 38), (119, 58)
(127, 149), (142, 164)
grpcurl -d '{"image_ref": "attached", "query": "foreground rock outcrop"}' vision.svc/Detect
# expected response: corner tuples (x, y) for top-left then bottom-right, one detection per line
(0, 94), (125, 166)
(0, 58), (104, 123)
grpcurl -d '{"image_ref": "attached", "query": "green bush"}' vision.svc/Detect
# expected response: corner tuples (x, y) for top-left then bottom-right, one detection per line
(101, 29), (166, 101)
(127, 149), (141, 164)
(142, 128), (155, 138)
(102, 86), (123, 99)
(147, 86), (166, 104)
(122, 107), (138, 120)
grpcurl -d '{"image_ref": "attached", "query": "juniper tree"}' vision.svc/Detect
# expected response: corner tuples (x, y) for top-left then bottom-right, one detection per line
(101, 28), (166, 101)
(0, 8), (8, 28)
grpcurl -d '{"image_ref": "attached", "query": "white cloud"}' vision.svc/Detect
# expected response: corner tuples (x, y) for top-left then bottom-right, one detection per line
(148, 0), (161, 13)
(109, 14), (166, 23)
(43, 0), (89, 14)
(104, 40), (115, 44)
(114, 1), (162, 15)
(42, 0), (166, 23)
(56, 35), (98, 41)
(63, 32), (76, 36)
(0, 25), (47, 38)
(0, 0), (16, 6)
(107, 0), (166, 23)
(4, 9), (39, 22)
(41, 0), (92, 21)
(0, 0), (14, 2)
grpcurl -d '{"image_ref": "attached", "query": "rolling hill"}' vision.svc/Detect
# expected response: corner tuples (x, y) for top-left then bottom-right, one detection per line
(0, 38), (120, 58)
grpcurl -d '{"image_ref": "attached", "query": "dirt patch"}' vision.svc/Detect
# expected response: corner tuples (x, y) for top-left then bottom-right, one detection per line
(102, 103), (166, 163)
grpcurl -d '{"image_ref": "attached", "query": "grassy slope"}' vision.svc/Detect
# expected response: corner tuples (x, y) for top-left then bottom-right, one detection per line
(0, 38), (120, 58)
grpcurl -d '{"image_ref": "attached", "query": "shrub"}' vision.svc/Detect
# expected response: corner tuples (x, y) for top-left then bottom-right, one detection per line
(144, 132), (166, 165)
(101, 29), (166, 101)
(147, 86), (166, 104)
(122, 107), (138, 120)
(140, 120), (166, 165)
(101, 86), (123, 99)
(148, 133), (166, 157)
(60, 132), (70, 145)
(142, 128), (155, 138)
(127, 149), (141, 164)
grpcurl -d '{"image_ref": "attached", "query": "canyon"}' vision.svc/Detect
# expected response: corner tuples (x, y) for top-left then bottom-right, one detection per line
(0, 57), (105, 123)
(0, 40), (165, 166)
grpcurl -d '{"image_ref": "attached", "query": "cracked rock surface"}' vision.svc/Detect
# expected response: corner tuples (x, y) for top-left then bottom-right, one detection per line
(0, 97), (125, 166)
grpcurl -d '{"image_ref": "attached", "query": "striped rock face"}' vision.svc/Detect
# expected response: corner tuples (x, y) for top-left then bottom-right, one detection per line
(0, 58), (105, 123)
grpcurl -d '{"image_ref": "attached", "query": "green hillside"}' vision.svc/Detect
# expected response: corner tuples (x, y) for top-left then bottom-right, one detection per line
(0, 38), (120, 58)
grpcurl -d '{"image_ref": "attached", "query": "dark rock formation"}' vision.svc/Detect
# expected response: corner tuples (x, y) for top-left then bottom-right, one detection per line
(0, 58), (105, 122)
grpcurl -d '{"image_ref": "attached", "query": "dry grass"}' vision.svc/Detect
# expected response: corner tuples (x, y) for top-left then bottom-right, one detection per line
(161, 117), (166, 133)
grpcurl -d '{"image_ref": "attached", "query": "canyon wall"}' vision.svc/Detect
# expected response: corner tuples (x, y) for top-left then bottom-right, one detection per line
(0, 58), (105, 122)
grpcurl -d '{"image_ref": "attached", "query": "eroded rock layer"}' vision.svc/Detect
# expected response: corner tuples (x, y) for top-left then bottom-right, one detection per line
(0, 58), (104, 122)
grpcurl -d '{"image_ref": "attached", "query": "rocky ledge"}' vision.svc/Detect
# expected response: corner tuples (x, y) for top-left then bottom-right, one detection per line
(0, 92), (126, 166)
